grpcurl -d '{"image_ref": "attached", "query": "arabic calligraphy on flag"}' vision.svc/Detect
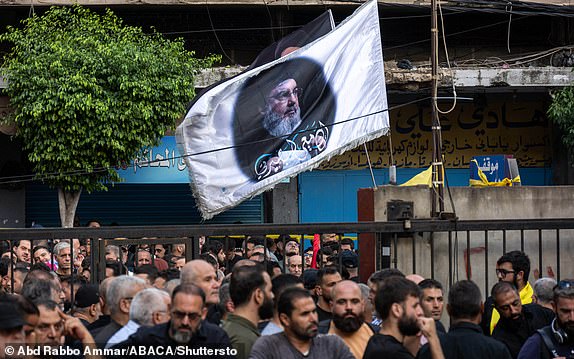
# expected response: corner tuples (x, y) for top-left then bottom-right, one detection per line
(177, 0), (389, 219)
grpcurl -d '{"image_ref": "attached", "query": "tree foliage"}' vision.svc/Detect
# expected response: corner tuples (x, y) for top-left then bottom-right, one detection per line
(0, 5), (219, 226)
(548, 86), (574, 155)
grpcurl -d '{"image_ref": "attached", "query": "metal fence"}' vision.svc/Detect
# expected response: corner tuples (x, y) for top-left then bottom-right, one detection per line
(2, 218), (574, 298)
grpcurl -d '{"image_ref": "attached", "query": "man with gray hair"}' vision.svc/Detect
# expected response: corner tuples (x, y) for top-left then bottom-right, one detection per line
(105, 245), (121, 262)
(54, 241), (72, 277)
(105, 287), (170, 348)
(533, 277), (557, 311)
(93, 275), (147, 346)
(181, 259), (221, 325)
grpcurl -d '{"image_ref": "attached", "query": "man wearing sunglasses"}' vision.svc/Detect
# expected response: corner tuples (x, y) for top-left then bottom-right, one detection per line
(483, 251), (535, 335)
(518, 280), (574, 359)
(111, 284), (232, 357)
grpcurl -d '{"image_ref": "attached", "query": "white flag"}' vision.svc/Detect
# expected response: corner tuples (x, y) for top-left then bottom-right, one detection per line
(176, 0), (389, 219)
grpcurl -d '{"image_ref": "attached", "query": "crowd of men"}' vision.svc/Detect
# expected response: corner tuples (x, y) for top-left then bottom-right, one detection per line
(1, 224), (573, 359)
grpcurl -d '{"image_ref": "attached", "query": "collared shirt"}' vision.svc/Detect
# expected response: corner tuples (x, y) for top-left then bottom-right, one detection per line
(222, 313), (260, 359)
(327, 322), (374, 359)
(490, 282), (534, 334)
(106, 320), (140, 348)
(261, 321), (283, 336)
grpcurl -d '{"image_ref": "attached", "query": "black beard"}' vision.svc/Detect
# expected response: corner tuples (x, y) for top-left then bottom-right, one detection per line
(561, 321), (574, 341)
(291, 323), (318, 341)
(501, 314), (523, 330)
(332, 312), (363, 333)
(398, 315), (420, 336)
(258, 296), (275, 320)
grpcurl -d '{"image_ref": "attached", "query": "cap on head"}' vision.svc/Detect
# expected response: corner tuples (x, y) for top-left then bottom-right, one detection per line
(74, 284), (100, 308)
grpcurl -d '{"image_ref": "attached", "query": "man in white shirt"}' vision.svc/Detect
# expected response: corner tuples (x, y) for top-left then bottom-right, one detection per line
(106, 287), (170, 348)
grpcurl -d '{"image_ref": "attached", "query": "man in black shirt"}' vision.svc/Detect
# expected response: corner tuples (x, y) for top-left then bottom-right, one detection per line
(112, 284), (232, 358)
(314, 267), (342, 323)
(419, 280), (512, 359)
(491, 281), (554, 358)
(364, 277), (444, 359)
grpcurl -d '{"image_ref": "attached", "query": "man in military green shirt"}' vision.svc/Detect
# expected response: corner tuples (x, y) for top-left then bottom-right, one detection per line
(223, 264), (274, 359)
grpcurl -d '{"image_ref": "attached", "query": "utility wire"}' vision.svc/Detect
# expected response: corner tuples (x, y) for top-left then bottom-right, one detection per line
(0, 97), (431, 186)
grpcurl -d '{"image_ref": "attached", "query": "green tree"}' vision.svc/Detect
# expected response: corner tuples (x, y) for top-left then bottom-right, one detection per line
(548, 86), (574, 158)
(0, 5), (218, 227)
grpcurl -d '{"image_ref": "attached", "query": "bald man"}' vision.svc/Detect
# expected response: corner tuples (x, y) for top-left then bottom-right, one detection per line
(406, 274), (425, 285)
(181, 259), (222, 324)
(324, 280), (376, 359)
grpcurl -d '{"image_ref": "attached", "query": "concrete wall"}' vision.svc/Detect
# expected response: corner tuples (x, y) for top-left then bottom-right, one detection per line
(372, 185), (574, 299)
(271, 179), (299, 224)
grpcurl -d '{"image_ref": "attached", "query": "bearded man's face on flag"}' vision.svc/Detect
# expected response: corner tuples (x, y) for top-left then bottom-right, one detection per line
(263, 78), (303, 137)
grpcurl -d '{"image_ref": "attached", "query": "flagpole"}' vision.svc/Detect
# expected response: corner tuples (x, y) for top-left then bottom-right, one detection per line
(431, 0), (445, 217)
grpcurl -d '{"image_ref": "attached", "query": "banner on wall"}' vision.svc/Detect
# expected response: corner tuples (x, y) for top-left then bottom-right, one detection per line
(176, 0), (389, 219)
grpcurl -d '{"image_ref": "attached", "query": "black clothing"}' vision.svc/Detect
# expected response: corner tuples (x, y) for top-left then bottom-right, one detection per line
(435, 320), (447, 334)
(111, 320), (233, 359)
(419, 321), (512, 359)
(93, 319), (122, 348)
(517, 324), (574, 359)
(315, 304), (332, 323)
(206, 303), (223, 326)
(87, 314), (111, 333)
(226, 255), (244, 273)
(492, 304), (555, 358)
(482, 295), (496, 335)
(363, 333), (414, 359)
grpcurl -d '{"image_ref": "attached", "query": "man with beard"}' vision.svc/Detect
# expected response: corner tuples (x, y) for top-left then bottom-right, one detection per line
(518, 280), (574, 359)
(483, 251), (534, 335)
(255, 78), (327, 180)
(491, 282), (554, 358)
(223, 264), (274, 359)
(111, 284), (232, 358)
(323, 280), (375, 359)
(364, 277), (444, 359)
(250, 287), (354, 359)
(315, 267), (342, 322)
(418, 280), (511, 359)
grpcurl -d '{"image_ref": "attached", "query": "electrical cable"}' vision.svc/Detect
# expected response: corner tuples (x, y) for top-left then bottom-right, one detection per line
(435, 0), (458, 115)
(205, 1), (234, 63)
(506, 1), (513, 53)
(0, 97), (431, 186)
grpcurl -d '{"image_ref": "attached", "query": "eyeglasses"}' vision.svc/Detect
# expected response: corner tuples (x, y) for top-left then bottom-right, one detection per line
(496, 268), (515, 278)
(270, 87), (303, 102)
(172, 311), (202, 321)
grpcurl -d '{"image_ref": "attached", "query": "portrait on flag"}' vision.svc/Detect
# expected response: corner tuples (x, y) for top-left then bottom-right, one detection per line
(176, 0), (388, 219)
(233, 58), (336, 181)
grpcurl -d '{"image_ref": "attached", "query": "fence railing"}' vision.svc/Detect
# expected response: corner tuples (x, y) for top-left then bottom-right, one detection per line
(2, 218), (574, 298)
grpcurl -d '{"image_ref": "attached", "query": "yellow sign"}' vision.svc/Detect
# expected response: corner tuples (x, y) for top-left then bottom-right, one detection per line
(320, 99), (550, 169)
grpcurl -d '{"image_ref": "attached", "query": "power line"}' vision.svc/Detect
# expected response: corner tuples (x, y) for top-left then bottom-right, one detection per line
(0, 97), (430, 186)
